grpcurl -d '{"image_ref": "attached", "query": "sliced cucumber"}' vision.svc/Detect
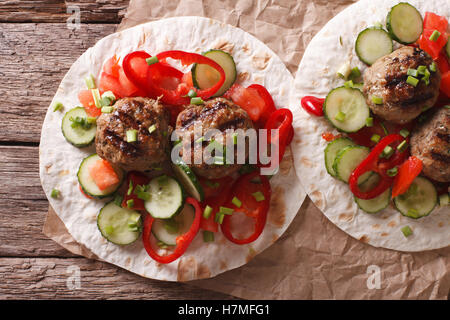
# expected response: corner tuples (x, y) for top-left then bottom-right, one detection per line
(394, 176), (437, 219)
(192, 49), (237, 97)
(355, 27), (393, 65)
(387, 2), (423, 44)
(355, 173), (391, 213)
(324, 137), (356, 177)
(97, 202), (142, 245)
(152, 203), (195, 246)
(61, 107), (96, 147)
(333, 145), (370, 183)
(77, 154), (124, 199)
(144, 175), (185, 219)
(324, 87), (370, 133)
(171, 160), (204, 202)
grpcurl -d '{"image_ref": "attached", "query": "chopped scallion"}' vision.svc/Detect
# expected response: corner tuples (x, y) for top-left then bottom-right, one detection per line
(371, 95), (383, 104)
(146, 56), (159, 65)
(52, 101), (64, 112)
(401, 225), (413, 238)
(219, 206), (234, 215)
(187, 89), (197, 98)
(105, 225), (114, 235)
(203, 230), (215, 243)
(51, 188), (60, 199)
(397, 140), (408, 152)
(126, 129), (138, 143)
(399, 128), (410, 138)
(381, 146), (394, 159)
(429, 30), (441, 42)
(429, 62), (437, 72)
(126, 199), (134, 208)
(203, 205), (213, 219)
(407, 68), (419, 77)
(417, 65), (427, 75)
(114, 194), (123, 206)
(349, 67), (361, 80)
(127, 180), (133, 196)
(386, 167), (398, 177)
(91, 88), (102, 108)
(101, 106), (113, 113)
(148, 124), (156, 134)
(370, 134), (381, 143)
(365, 117), (374, 127)
(439, 193), (449, 206)
(84, 74), (96, 89)
(231, 197), (242, 208)
(190, 97), (204, 105)
(334, 111), (346, 122)
(407, 208), (419, 218)
(252, 191), (265, 202)
(406, 76), (419, 87)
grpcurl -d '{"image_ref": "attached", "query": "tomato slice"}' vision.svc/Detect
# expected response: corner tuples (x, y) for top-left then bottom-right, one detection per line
(98, 72), (125, 98)
(392, 156), (423, 198)
(247, 84), (277, 128)
(224, 83), (267, 123)
(88, 159), (120, 191)
(423, 12), (448, 33)
(78, 89), (101, 117)
(436, 53), (450, 74)
(118, 67), (140, 97)
(418, 29), (448, 60)
(103, 55), (120, 78)
(121, 171), (151, 211)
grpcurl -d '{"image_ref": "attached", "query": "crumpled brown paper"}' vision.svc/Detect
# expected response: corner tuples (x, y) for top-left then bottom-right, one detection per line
(43, 0), (450, 299)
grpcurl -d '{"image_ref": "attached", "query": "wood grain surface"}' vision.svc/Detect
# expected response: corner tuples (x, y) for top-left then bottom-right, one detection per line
(0, 1), (235, 300)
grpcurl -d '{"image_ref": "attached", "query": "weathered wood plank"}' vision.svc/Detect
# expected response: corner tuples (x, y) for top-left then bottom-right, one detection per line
(0, 257), (235, 299)
(0, 23), (116, 143)
(0, 1), (129, 23)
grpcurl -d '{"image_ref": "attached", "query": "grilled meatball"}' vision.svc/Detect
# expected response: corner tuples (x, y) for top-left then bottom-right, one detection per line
(410, 107), (450, 182)
(363, 46), (441, 124)
(95, 97), (171, 171)
(176, 98), (254, 179)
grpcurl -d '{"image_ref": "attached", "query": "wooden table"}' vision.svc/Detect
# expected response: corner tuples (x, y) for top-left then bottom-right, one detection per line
(0, 0), (234, 300)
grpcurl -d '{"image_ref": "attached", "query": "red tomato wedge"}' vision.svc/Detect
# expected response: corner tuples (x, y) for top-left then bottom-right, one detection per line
(440, 71), (450, 98)
(423, 12), (448, 33)
(391, 156), (423, 198)
(78, 89), (101, 117)
(88, 159), (120, 191)
(118, 67), (140, 97)
(98, 72), (125, 98)
(103, 55), (120, 78)
(418, 29), (448, 60)
(436, 53), (450, 74)
(224, 83), (267, 124)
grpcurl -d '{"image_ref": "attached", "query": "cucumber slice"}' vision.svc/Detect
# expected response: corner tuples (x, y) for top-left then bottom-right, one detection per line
(171, 160), (204, 201)
(324, 87), (370, 133)
(386, 2), (423, 44)
(151, 203), (195, 246)
(355, 174), (391, 213)
(324, 137), (356, 177)
(355, 27), (393, 65)
(192, 49), (237, 97)
(97, 202), (142, 245)
(333, 145), (370, 183)
(61, 107), (96, 147)
(394, 176), (437, 219)
(77, 154), (124, 199)
(144, 175), (185, 219)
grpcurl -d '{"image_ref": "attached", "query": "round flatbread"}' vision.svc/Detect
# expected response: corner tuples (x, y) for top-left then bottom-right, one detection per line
(39, 16), (306, 281)
(290, 0), (450, 252)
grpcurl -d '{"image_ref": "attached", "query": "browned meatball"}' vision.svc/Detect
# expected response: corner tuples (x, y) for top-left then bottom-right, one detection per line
(95, 97), (171, 171)
(175, 98), (254, 179)
(363, 46), (441, 124)
(410, 107), (450, 182)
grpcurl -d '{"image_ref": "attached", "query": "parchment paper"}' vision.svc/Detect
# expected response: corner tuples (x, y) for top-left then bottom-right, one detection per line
(43, 0), (450, 299)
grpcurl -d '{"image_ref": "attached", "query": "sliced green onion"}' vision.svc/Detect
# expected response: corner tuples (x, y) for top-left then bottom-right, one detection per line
(344, 80), (354, 88)
(186, 89), (197, 98)
(101, 106), (113, 113)
(252, 191), (265, 202)
(137, 190), (150, 201)
(386, 166), (398, 177)
(399, 128), (410, 138)
(217, 213), (225, 224)
(114, 194), (123, 206)
(231, 197), (242, 208)
(380, 122), (389, 135)
(365, 117), (374, 127)
(336, 61), (351, 79)
(146, 56), (159, 65)
(101, 91), (116, 103)
(190, 97), (204, 105)
(422, 69), (431, 86)
(84, 74), (96, 89)
(127, 180), (133, 196)
(91, 88), (102, 108)
(401, 225), (413, 238)
(407, 68), (419, 77)
(203, 205), (213, 219)
(417, 65), (427, 75)
(397, 140), (408, 153)
(429, 30), (441, 42)
(104, 225), (114, 235)
(439, 193), (449, 206)
(349, 67), (361, 80)
(126, 199), (134, 208)
(445, 105), (450, 109)
(406, 76), (419, 87)
(148, 124), (156, 134)
(126, 129), (138, 143)
(203, 230), (215, 243)
(52, 101), (64, 112)
(407, 208), (419, 218)
(381, 146), (394, 159)
(334, 111), (346, 122)
(51, 188), (60, 199)
(219, 206), (234, 215)
(429, 62), (437, 73)
(371, 95), (383, 104)
(370, 134), (381, 143)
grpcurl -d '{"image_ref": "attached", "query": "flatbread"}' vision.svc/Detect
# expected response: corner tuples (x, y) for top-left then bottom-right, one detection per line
(39, 16), (306, 281)
(290, 0), (450, 252)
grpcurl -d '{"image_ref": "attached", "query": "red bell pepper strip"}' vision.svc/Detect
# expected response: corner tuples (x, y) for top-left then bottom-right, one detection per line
(121, 171), (151, 211)
(142, 197), (202, 264)
(149, 50), (225, 105)
(259, 108), (294, 169)
(221, 172), (271, 245)
(391, 156), (423, 198)
(301, 96), (325, 117)
(349, 134), (406, 200)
